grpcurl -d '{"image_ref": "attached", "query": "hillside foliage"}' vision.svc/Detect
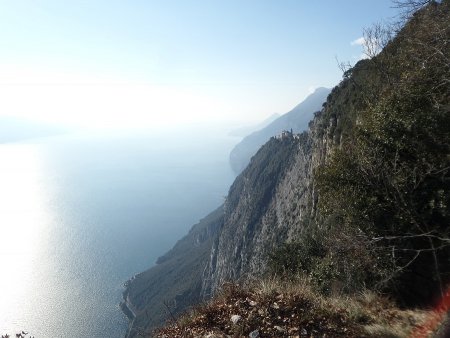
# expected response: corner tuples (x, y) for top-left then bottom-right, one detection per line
(309, 0), (450, 305)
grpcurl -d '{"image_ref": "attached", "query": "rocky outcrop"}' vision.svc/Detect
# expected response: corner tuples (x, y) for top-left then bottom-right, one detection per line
(202, 134), (311, 296)
(202, 103), (342, 296)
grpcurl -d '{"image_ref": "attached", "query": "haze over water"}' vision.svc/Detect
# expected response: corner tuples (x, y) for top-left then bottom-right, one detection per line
(0, 126), (236, 337)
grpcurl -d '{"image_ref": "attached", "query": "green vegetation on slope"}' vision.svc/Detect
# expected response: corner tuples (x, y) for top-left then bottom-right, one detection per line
(316, 0), (450, 305)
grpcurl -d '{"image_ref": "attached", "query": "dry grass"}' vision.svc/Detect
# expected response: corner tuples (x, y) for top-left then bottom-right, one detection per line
(154, 277), (443, 338)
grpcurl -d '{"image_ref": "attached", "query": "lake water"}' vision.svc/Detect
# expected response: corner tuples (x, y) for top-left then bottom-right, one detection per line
(0, 126), (237, 337)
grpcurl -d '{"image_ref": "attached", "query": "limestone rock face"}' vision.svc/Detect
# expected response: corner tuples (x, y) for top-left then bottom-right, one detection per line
(202, 111), (339, 297)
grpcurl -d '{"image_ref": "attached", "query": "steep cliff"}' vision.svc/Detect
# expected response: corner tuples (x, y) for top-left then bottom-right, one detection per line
(201, 95), (349, 296)
(202, 133), (314, 296)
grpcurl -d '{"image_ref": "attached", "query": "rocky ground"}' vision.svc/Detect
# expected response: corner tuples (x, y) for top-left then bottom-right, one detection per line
(153, 278), (446, 338)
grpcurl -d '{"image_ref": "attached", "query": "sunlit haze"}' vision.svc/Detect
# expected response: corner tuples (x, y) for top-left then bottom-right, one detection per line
(0, 0), (400, 129)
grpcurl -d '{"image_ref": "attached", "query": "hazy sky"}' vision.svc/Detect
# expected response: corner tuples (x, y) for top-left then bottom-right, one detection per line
(0, 1), (401, 129)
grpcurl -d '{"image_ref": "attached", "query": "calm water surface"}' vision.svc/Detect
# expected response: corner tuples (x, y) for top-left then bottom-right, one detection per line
(0, 126), (236, 337)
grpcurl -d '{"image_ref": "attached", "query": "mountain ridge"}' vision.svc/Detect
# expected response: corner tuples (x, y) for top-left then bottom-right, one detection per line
(229, 87), (330, 174)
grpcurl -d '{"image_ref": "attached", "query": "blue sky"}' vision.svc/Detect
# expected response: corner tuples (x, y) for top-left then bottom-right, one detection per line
(0, 1), (401, 129)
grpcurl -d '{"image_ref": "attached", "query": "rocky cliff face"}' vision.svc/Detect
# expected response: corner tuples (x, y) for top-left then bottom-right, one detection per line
(203, 85), (353, 297)
(202, 104), (342, 297)
(199, 59), (370, 297)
